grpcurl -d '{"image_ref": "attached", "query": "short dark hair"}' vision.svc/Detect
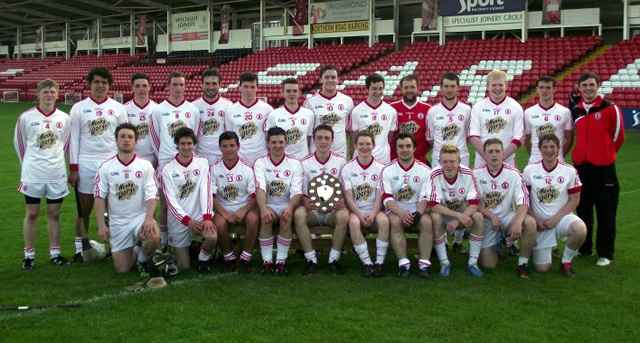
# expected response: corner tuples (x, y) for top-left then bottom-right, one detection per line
(168, 71), (186, 85)
(313, 124), (334, 140)
(365, 73), (385, 89)
(578, 71), (600, 86)
(115, 122), (138, 140)
(131, 72), (150, 85)
(88, 67), (112, 85)
(174, 127), (197, 146)
(538, 133), (560, 149)
(267, 127), (287, 141)
(239, 72), (258, 86)
(219, 131), (240, 146)
(319, 64), (339, 77)
(483, 138), (503, 152)
(354, 130), (375, 146)
(281, 77), (299, 89)
(440, 72), (459, 86)
(394, 132), (417, 149)
(536, 75), (556, 87)
(400, 74), (420, 88)
(202, 68), (221, 81)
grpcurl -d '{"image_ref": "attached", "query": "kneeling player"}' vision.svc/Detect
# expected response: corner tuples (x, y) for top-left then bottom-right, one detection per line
(473, 139), (537, 278)
(427, 145), (484, 277)
(161, 128), (216, 273)
(211, 131), (260, 273)
(254, 127), (303, 275)
(522, 134), (587, 277)
(342, 131), (389, 277)
(94, 123), (159, 275)
(382, 133), (433, 279)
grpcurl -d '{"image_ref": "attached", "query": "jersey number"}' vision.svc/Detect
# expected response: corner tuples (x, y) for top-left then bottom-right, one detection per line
(245, 114), (253, 120)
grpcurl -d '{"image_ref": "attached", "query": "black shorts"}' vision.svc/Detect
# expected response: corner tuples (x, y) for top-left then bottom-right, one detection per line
(25, 195), (64, 205)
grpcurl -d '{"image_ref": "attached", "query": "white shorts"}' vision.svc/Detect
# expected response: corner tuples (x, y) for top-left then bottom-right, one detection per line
(78, 160), (103, 194)
(312, 210), (332, 226)
(532, 214), (582, 265)
(18, 181), (69, 200)
(482, 212), (517, 248)
(267, 203), (288, 217)
(167, 214), (194, 248)
(109, 214), (146, 253)
(432, 155), (470, 169)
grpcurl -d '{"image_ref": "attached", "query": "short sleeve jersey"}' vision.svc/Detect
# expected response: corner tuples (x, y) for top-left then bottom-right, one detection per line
(427, 166), (480, 212)
(265, 105), (315, 160)
(426, 101), (471, 163)
(304, 91), (354, 157)
(124, 99), (157, 159)
(210, 157), (256, 210)
(389, 100), (431, 164)
(224, 99), (273, 165)
(300, 152), (346, 196)
(473, 163), (529, 219)
(350, 100), (398, 164)
(150, 99), (200, 164)
(160, 156), (213, 224)
(524, 102), (572, 164)
(253, 153), (303, 205)
(381, 159), (431, 213)
(193, 96), (232, 159)
(341, 157), (384, 213)
(522, 161), (582, 221)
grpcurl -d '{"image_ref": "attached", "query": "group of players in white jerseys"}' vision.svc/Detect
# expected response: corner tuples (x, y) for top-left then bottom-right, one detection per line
(15, 63), (590, 279)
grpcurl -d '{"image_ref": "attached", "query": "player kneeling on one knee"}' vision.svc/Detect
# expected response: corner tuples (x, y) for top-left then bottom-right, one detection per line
(427, 145), (484, 277)
(161, 128), (216, 273)
(523, 133), (587, 277)
(94, 123), (160, 275)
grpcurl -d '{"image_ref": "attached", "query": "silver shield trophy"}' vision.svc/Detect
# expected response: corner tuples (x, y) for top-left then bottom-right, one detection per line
(308, 173), (343, 214)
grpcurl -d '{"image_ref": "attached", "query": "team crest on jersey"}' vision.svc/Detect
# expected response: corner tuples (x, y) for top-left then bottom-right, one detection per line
(286, 127), (303, 144)
(268, 180), (287, 196)
(442, 123), (461, 141)
(536, 123), (555, 137)
(482, 191), (504, 209)
(136, 122), (149, 139)
(201, 118), (220, 136)
(179, 179), (195, 199)
(37, 130), (58, 150)
(239, 122), (258, 139)
(395, 185), (415, 202)
(354, 183), (373, 202)
(399, 121), (419, 134)
(115, 181), (138, 200)
(484, 117), (507, 134)
(320, 112), (340, 126)
(366, 122), (383, 138)
(221, 184), (239, 201)
(536, 186), (559, 204)
(445, 198), (463, 211)
(168, 120), (187, 137)
(88, 117), (109, 136)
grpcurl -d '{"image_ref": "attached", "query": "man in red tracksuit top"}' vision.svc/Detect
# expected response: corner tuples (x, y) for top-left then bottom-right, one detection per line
(571, 72), (625, 267)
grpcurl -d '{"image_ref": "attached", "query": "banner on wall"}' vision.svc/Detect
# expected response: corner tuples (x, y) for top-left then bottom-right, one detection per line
(35, 27), (42, 51)
(293, 0), (307, 36)
(622, 108), (640, 129)
(137, 13), (146, 45)
(421, 0), (438, 30)
(219, 5), (230, 44)
(542, 0), (562, 24)
(440, 0), (525, 16)
(310, 0), (370, 33)
(170, 10), (209, 42)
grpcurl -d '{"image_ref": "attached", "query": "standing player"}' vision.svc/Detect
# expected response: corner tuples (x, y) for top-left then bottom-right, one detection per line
(125, 73), (157, 167)
(94, 123), (159, 275)
(14, 79), (70, 269)
(225, 72), (273, 165)
(524, 76), (573, 165)
(294, 125), (349, 275)
(265, 78), (315, 159)
(342, 131), (389, 277)
(469, 69), (524, 168)
(349, 73), (398, 164)
(427, 145), (484, 277)
(572, 72), (625, 266)
(211, 131), (260, 273)
(304, 65), (354, 157)
(161, 128), (216, 273)
(254, 127), (303, 276)
(390, 74), (431, 164)
(522, 134), (587, 276)
(382, 133), (433, 279)
(69, 67), (128, 262)
(194, 68), (232, 164)
(473, 138), (537, 278)
(150, 71), (200, 248)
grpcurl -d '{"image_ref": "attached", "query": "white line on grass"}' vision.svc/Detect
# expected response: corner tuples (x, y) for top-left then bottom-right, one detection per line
(621, 188), (640, 196)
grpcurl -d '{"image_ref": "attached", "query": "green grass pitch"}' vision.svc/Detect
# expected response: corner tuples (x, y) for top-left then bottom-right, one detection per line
(0, 101), (638, 342)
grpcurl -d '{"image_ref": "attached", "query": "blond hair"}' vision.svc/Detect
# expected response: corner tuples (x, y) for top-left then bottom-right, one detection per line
(440, 144), (460, 158)
(486, 69), (507, 86)
(37, 79), (59, 93)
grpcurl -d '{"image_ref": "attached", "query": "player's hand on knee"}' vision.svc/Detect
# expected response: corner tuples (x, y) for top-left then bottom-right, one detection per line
(490, 215), (502, 231)
(202, 220), (215, 235)
(509, 223), (522, 240)
(334, 198), (345, 210)
(401, 212), (414, 227)
(140, 218), (156, 238)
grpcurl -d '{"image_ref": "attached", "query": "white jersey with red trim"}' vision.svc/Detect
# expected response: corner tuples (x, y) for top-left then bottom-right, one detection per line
(149, 99), (200, 164)
(193, 96), (232, 160)
(161, 156), (212, 224)
(381, 159), (431, 213)
(469, 96), (524, 166)
(93, 155), (158, 227)
(265, 105), (315, 160)
(300, 151), (346, 196)
(341, 157), (384, 213)
(473, 163), (529, 219)
(349, 100), (398, 164)
(69, 97), (128, 164)
(14, 106), (70, 183)
(210, 157), (256, 210)
(522, 161), (582, 221)
(124, 99), (157, 160)
(524, 102), (573, 164)
(427, 166), (480, 212)
(426, 101), (471, 164)
(224, 99), (273, 165)
(253, 153), (303, 205)
(303, 91), (354, 157)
